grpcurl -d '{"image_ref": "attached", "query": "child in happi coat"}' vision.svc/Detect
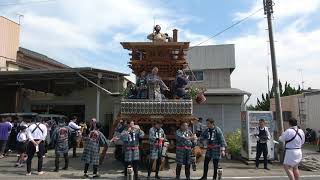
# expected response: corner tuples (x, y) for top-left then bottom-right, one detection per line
(81, 123), (109, 178)
(15, 125), (28, 167)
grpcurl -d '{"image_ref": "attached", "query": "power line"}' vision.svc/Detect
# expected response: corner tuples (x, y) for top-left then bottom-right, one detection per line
(185, 7), (264, 81)
(189, 7), (264, 49)
(0, 0), (56, 7)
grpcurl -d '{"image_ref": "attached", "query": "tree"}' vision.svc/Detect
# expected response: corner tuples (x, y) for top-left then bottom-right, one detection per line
(247, 80), (303, 111)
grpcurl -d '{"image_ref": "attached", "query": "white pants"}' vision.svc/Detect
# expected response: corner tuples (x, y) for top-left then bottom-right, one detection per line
(284, 149), (302, 167)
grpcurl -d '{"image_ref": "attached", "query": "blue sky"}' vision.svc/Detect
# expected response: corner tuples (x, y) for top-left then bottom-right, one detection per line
(1, 0), (320, 105)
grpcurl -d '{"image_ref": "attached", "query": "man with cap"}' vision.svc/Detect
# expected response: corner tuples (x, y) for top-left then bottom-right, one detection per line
(52, 118), (71, 172)
(26, 117), (47, 175)
(174, 70), (189, 99)
(68, 116), (80, 157)
(147, 120), (166, 179)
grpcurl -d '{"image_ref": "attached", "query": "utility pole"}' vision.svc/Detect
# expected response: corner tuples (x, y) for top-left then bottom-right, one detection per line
(263, 0), (284, 161)
(267, 66), (270, 95)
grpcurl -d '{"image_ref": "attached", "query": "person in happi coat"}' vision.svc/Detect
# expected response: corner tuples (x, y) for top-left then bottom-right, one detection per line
(198, 118), (227, 180)
(136, 70), (148, 99)
(147, 120), (166, 179)
(52, 119), (71, 172)
(81, 122), (109, 178)
(279, 118), (305, 180)
(174, 70), (189, 99)
(113, 119), (127, 168)
(68, 116), (81, 157)
(147, 67), (169, 100)
(120, 120), (145, 180)
(192, 118), (204, 137)
(254, 119), (271, 170)
(175, 121), (196, 180)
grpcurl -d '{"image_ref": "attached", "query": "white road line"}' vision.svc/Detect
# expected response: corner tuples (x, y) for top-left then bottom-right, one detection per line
(190, 175), (320, 179)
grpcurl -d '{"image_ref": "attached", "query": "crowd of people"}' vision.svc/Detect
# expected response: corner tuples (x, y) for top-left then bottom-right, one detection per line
(0, 115), (311, 180)
(112, 118), (226, 180)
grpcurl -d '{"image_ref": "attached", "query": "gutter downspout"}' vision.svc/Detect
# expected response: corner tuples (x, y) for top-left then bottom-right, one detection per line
(77, 72), (114, 95)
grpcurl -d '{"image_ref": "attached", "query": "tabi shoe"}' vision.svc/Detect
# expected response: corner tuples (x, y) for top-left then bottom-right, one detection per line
(93, 174), (100, 178)
(82, 174), (89, 179)
(198, 177), (207, 180)
(37, 171), (44, 175)
(264, 167), (271, 171)
(26, 172), (31, 176)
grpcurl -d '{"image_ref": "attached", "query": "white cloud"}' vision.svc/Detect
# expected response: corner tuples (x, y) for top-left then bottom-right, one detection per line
(234, 0), (320, 21)
(230, 1), (320, 105)
(181, 30), (215, 46)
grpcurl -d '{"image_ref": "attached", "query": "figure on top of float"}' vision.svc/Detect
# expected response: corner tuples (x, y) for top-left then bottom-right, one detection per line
(147, 25), (171, 42)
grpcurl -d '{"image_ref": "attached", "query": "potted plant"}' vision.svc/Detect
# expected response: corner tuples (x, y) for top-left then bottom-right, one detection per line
(225, 129), (241, 160)
(187, 86), (207, 104)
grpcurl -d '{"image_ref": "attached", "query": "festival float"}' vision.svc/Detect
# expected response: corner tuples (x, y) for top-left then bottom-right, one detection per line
(111, 25), (206, 168)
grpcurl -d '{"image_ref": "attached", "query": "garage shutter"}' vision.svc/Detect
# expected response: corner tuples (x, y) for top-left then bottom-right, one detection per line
(193, 104), (223, 128)
(224, 104), (241, 132)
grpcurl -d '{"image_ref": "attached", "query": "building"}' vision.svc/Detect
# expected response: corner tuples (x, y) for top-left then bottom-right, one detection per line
(0, 16), (20, 71)
(0, 16), (129, 136)
(186, 44), (250, 132)
(270, 89), (320, 130)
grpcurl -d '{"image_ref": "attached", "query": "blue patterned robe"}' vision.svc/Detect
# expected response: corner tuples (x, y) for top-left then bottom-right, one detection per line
(149, 127), (166, 160)
(120, 128), (145, 162)
(200, 127), (226, 160)
(147, 74), (168, 100)
(176, 129), (195, 165)
(52, 125), (71, 156)
(81, 130), (109, 165)
(175, 74), (188, 98)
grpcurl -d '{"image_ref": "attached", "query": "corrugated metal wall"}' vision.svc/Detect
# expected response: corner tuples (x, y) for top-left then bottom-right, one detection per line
(306, 93), (320, 129)
(193, 104), (223, 128)
(193, 103), (241, 132)
(187, 44), (235, 70)
(0, 17), (20, 70)
(189, 69), (231, 89)
(223, 104), (241, 132)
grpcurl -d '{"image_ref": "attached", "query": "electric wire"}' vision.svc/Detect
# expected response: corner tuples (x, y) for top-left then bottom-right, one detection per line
(0, 0), (56, 7)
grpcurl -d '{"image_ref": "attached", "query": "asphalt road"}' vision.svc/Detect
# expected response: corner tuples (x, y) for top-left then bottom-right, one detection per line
(1, 148), (320, 180)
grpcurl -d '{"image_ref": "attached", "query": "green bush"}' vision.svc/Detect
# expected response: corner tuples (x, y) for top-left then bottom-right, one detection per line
(225, 129), (241, 156)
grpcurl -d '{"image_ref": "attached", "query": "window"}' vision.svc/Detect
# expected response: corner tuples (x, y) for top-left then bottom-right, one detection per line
(185, 71), (204, 81)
